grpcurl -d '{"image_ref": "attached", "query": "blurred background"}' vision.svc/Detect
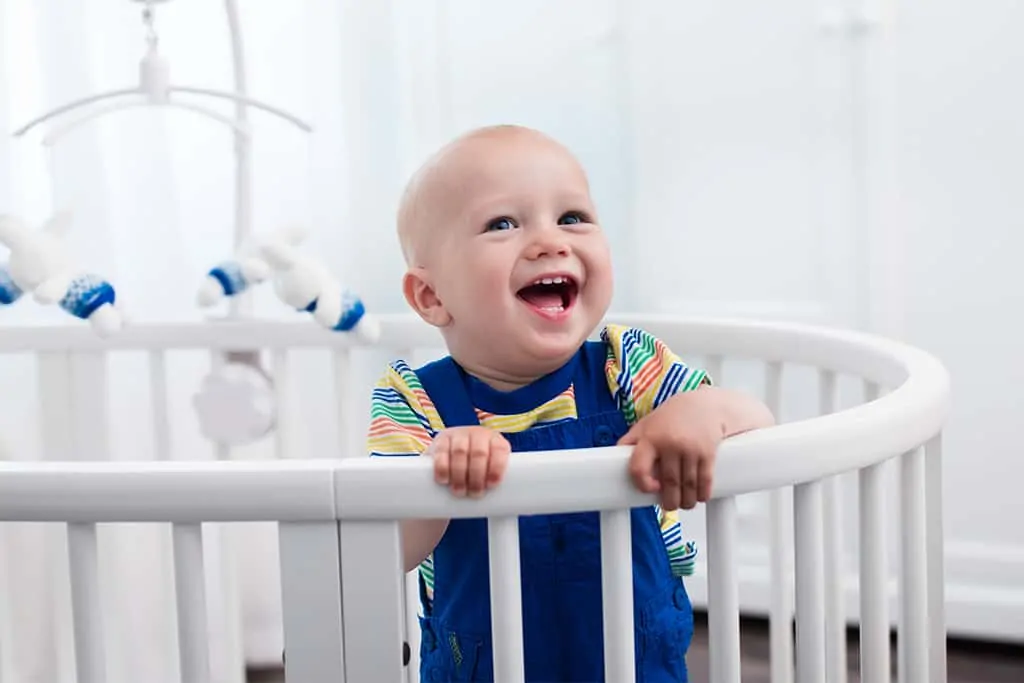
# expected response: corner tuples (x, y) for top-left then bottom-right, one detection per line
(0, 0), (1021, 680)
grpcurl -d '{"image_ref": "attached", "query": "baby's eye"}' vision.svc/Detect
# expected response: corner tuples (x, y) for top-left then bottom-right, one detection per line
(558, 211), (590, 225)
(485, 216), (517, 232)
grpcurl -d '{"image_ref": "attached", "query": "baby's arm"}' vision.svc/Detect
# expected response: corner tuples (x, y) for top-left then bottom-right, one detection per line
(367, 364), (444, 570)
(367, 364), (509, 572)
(622, 381), (775, 509)
(603, 325), (774, 510)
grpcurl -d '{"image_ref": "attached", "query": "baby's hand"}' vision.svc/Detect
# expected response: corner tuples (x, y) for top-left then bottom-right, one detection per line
(618, 391), (725, 510)
(427, 426), (511, 499)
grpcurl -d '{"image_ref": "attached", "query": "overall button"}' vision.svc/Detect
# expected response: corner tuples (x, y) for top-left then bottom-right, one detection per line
(593, 425), (615, 446)
(673, 583), (689, 610)
(423, 629), (437, 651)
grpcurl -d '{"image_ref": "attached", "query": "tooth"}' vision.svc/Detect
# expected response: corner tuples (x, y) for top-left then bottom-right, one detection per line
(540, 278), (554, 285)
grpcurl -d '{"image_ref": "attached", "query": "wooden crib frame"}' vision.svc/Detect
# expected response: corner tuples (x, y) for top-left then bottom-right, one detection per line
(0, 315), (950, 683)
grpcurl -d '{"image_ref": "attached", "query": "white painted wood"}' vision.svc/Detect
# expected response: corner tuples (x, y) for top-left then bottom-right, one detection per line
(172, 523), (211, 683)
(404, 570), (420, 682)
(925, 434), (946, 683)
(332, 349), (353, 459)
(67, 523), (106, 683)
(600, 509), (635, 682)
(818, 370), (847, 683)
(858, 459), (890, 683)
(148, 351), (172, 461)
(279, 522), (346, 683)
(706, 497), (741, 683)
(273, 349), (292, 460)
(899, 449), (929, 683)
(764, 361), (794, 683)
(487, 516), (525, 683)
(338, 520), (406, 683)
(36, 352), (74, 461)
(794, 482), (826, 683)
(0, 315), (951, 681)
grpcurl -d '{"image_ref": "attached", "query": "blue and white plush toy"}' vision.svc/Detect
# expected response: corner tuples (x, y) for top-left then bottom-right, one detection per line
(195, 243), (274, 307)
(197, 225), (380, 342)
(0, 211), (123, 336)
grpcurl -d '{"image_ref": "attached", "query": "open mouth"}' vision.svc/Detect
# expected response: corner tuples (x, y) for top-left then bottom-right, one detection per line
(516, 275), (579, 315)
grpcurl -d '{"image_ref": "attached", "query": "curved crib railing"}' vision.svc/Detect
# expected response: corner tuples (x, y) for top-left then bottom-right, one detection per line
(0, 315), (951, 683)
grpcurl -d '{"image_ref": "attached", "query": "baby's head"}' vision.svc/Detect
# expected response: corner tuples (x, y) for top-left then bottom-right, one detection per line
(397, 125), (613, 389)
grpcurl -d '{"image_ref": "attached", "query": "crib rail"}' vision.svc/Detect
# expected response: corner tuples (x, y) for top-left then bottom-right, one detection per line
(0, 316), (951, 683)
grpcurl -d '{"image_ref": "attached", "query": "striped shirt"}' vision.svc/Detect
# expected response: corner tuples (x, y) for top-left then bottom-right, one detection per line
(367, 324), (710, 597)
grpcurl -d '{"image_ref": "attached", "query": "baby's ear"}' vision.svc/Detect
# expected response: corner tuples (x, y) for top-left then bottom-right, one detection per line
(402, 268), (450, 327)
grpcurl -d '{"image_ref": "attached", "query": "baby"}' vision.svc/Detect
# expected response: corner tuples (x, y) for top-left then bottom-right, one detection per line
(367, 125), (774, 682)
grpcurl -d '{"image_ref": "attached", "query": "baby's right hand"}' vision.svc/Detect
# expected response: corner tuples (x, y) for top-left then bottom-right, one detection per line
(427, 426), (511, 499)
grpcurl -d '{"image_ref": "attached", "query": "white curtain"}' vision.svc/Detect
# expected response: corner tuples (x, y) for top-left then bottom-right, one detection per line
(0, 1), (644, 681)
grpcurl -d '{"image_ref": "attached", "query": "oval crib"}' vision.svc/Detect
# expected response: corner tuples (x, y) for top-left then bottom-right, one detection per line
(0, 315), (950, 683)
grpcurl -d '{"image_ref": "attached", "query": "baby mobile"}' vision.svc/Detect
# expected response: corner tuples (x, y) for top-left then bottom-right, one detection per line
(2, 0), (378, 447)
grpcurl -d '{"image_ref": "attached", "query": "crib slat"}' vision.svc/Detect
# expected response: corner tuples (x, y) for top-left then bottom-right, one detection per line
(69, 352), (109, 460)
(488, 516), (525, 682)
(37, 352), (74, 460)
(818, 370), (847, 683)
(857, 381), (891, 682)
(706, 497), (741, 683)
(764, 361), (795, 683)
(339, 520), (406, 683)
(332, 349), (357, 459)
(67, 522), (106, 683)
(925, 435), (946, 683)
(858, 460), (890, 682)
(600, 509), (635, 682)
(279, 522), (347, 683)
(172, 523), (211, 683)
(149, 351), (172, 460)
(794, 481), (826, 683)
(273, 349), (292, 460)
(404, 570), (420, 682)
(900, 449), (929, 683)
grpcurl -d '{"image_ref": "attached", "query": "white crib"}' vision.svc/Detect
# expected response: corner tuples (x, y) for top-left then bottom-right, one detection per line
(0, 314), (950, 683)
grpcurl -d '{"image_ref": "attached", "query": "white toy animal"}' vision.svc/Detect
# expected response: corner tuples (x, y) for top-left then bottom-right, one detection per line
(197, 225), (380, 342)
(194, 229), (290, 307)
(0, 211), (123, 336)
(259, 226), (380, 342)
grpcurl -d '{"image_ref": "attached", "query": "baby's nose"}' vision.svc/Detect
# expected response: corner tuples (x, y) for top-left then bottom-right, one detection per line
(526, 231), (571, 259)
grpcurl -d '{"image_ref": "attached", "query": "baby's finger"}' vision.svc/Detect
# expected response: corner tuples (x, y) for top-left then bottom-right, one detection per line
(447, 431), (470, 497)
(697, 454), (714, 503)
(657, 454), (682, 511)
(486, 434), (511, 489)
(431, 432), (451, 485)
(466, 430), (491, 498)
(627, 439), (660, 494)
(680, 453), (699, 510)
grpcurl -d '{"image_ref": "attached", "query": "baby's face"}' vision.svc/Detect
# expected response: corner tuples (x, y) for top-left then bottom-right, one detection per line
(409, 130), (613, 384)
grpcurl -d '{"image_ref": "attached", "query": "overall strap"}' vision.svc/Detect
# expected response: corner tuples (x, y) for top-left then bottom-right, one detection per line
(414, 356), (481, 429)
(571, 339), (620, 418)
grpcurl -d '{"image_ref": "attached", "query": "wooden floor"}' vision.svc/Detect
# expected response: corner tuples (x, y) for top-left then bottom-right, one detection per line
(249, 612), (1024, 682)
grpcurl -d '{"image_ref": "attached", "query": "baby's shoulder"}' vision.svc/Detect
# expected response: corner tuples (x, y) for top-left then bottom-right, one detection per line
(597, 323), (667, 362)
(374, 357), (422, 390)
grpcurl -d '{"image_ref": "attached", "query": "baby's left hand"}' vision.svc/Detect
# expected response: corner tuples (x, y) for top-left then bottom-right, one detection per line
(618, 390), (726, 510)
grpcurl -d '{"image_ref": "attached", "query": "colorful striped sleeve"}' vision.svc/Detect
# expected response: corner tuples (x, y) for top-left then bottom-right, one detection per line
(366, 359), (445, 457)
(602, 324), (710, 577)
(601, 324), (712, 425)
(656, 505), (698, 576)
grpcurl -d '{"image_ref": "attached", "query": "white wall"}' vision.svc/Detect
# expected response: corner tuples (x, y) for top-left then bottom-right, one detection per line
(0, 0), (1020, 664)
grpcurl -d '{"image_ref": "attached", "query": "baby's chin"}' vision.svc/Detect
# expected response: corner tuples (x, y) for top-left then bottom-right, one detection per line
(515, 326), (592, 365)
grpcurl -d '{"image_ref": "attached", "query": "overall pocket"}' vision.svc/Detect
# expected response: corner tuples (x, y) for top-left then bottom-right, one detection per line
(418, 616), (485, 682)
(638, 581), (694, 683)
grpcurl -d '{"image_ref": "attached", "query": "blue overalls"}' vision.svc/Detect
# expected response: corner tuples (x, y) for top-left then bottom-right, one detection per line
(414, 341), (694, 682)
